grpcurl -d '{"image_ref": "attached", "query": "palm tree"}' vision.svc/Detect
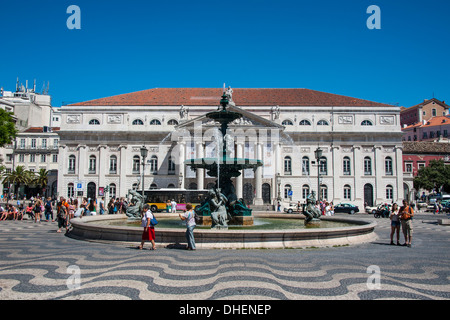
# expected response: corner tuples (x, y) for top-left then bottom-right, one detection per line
(33, 168), (49, 197)
(2, 166), (33, 198)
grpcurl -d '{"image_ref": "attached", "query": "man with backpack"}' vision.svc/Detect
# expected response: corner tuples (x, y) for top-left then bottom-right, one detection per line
(56, 197), (69, 233)
(399, 199), (414, 247)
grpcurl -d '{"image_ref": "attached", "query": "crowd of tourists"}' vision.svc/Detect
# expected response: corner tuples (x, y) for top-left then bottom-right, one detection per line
(0, 195), (132, 233)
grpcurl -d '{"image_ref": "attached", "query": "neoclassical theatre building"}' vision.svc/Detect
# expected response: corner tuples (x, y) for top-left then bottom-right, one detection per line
(57, 88), (404, 208)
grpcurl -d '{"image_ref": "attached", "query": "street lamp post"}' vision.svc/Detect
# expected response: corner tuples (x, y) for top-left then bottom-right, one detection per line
(314, 147), (323, 202)
(140, 146), (148, 198)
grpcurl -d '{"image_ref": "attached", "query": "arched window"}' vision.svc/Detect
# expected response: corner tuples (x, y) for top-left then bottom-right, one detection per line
(343, 184), (351, 200)
(150, 155), (158, 173)
(364, 157), (372, 175)
(282, 119), (293, 126)
(109, 155), (117, 174)
(150, 119), (161, 125)
(284, 184), (292, 199)
(319, 156), (327, 175)
(88, 155), (96, 174)
(317, 120), (329, 126)
(386, 185), (394, 200)
(284, 156), (292, 175)
(302, 156), (310, 175)
(385, 156), (393, 175)
(167, 183), (175, 188)
(167, 119), (179, 125)
(132, 119), (144, 125)
(343, 156), (351, 175)
(67, 183), (74, 198)
(361, 120), (373, 126)
(320, 184), (328, 201)
(109, 183), (117, 199)
(299, 119), (311, 126)
(89, 119), (100, 125)
(132, 155), (140, 173)
(150, 183), (158, 190)
(302, 185), (310, 199)
(68, 155), (76, 174)
(168, 156), (175, 174)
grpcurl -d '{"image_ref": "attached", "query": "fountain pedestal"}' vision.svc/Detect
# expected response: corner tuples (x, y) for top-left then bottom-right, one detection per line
(185, 91), (262, 228)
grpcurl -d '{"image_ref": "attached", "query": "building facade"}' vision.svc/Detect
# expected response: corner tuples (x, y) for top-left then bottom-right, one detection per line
(57, 88), (404, 208)
(400, 98), (449, 127)
(402, 141), (450, 201)
(1, 79), (60, 197)
(402, 115), (450, 142)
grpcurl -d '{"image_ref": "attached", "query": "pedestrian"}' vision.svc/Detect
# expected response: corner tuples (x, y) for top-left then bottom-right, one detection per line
(44, 197), (53, 222)
(107, 198), (115, 214)
(399, 199), (414, 247)
(179, 203), (196, 250)
(171, 199), (177, 213)
(329, 202), (334, 216)
(56, 197), (69, 233)
(33, 200), (42, 223)
(137, 204), (156, 250)
(166, 199), (171, 213)
(0, 205), (7, 221)
(389, 203), (401, 245)
(99, 197), (105, 215)
(88, 198), (97, 215)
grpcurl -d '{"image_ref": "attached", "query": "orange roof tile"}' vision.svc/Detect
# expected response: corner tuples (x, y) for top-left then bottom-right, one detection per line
(68, 88), (393, 107)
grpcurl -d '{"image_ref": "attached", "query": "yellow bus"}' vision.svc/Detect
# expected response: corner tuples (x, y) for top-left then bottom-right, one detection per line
(144, 188), (208, 213)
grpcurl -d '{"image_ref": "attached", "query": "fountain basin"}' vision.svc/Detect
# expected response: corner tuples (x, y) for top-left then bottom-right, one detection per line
(67, 214), (378, 249)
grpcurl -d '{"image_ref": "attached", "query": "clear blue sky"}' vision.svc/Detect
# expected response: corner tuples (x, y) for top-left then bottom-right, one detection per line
(0, 0), (449, 108)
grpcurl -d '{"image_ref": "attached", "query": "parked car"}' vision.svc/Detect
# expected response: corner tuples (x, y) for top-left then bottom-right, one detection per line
(283, 202), (299, 214)
(334, 203), (359, 214)
(365, 204), (378, 214)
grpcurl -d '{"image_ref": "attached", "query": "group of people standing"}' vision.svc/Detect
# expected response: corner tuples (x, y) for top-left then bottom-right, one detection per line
(389, 199), (414, 247)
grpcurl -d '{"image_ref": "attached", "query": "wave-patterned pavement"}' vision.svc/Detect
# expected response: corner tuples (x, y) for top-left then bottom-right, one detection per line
(0, 217), (449, 300)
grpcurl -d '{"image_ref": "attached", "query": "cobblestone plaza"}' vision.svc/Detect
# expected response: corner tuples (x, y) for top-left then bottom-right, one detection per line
(0, 211), (448, 301)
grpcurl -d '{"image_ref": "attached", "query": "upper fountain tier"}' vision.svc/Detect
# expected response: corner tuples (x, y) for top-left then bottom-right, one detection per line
(184, 91), (263, 178)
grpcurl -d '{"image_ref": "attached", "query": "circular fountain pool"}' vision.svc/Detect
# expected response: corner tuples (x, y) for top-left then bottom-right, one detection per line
(68, 213), (378, 249)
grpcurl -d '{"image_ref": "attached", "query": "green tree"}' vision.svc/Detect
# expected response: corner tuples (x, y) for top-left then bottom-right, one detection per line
(413, 159), (450, 193)
(2, 165), (33, 198)
(0, 109), (18, 147)
(33, 168), (49, 196)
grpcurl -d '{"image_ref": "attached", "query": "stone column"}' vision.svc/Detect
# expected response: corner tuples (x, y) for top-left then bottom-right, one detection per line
(374, 145), (383, 203)
(77, 145), (86, 195)
(119, 145), (128, 197)
(331, 146), (340, 202)
(254, 142), (263, 205)
(273, 142), (281, 204)
(196, 141), (204, 190)
(352, 146), (362, 203)
(395, 145), (404, 202)
(178, 141), (185, 189)
(98, 145), (107, 192)
(236, 142), (243, 199)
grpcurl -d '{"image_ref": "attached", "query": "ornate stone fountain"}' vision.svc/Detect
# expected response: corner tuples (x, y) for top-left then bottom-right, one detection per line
(185, 89), (263, 229)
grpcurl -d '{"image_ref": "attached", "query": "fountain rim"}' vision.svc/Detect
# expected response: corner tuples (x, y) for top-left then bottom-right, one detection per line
(67, 214), (378, 249)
